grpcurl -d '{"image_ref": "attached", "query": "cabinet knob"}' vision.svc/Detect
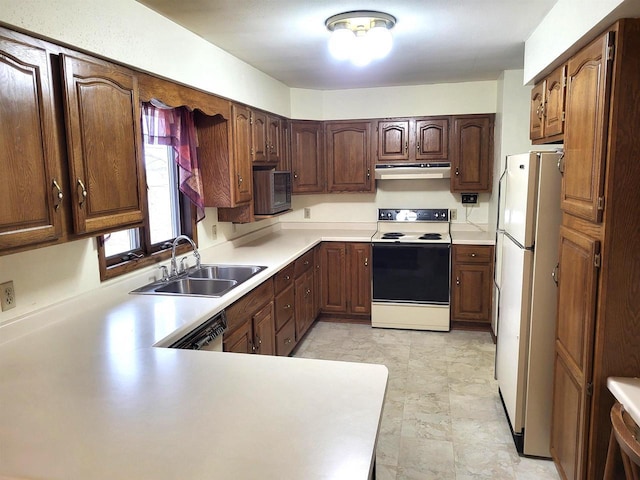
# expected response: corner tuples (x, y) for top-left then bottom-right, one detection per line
(304, 260), (309, 266)
(364, 257), (369, 267)
(456, 276), (460, 286)
(470, 253), (476, 257)
(416, 142), (420, 151)
(455, 168), (460, 176)
(404, 141), (408, 153)
(52, 179), (63, 210)
(367, 168), (371, 179)
(284, 303), (291, 309)
(285, 275), (290, 281)
(284, 337), (292, 345)
(77, 178), (87, 207)
(293, 171), (298, 179)
(238, 174), (243, 186)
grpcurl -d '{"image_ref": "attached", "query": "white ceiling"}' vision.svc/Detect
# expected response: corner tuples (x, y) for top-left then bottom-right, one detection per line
(136, 0), (558, 90)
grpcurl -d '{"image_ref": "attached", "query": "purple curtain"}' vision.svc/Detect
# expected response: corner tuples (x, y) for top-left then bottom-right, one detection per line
(141, 103), (205, 222)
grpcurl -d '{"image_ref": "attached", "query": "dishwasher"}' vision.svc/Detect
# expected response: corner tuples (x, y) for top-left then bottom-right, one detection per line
(169, 310), (227, 351)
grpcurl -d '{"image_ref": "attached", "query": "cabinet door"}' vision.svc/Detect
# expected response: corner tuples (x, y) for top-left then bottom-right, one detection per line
(223, 320), (253, 353)
(267, 114), (281, 163)
(320, 242), (347, 314)
(61, 54), (145, 234)
(451, 262), (492, 322)
(0, 35), (63, 249)
(348, 243), (372, 315)
(291, 121), (324, 193)
(278, 118), (291, 172)
(550, 226), (600, 480)
(231, 104), (253, 204)
(294, 269), (314, 339)
(451, 115), (494, 193)
(377, 120), (410, 162)
(325, 122), (373, 192)
(274, 284), (294, 331)
(562, 32), (613, 223)
(530, 81), (545, 141)
(251, 109), (268, 163)
(415, 118), (449, 161)
(253, 302), (275, 356)
(313, 245), (322, 318)
(544, 65), (566, 138)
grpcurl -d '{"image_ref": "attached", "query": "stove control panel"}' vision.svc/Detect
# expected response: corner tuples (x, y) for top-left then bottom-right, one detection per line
(378, 209), (449, 222)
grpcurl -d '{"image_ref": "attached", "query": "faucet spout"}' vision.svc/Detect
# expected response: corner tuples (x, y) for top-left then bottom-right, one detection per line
(170, 235), (200, 277)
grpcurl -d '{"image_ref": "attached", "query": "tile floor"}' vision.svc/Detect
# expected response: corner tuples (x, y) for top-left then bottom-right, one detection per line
(293, 321), (561, 480)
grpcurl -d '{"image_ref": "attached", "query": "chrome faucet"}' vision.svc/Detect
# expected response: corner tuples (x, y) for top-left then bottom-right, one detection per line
(170, 235), (201, 277)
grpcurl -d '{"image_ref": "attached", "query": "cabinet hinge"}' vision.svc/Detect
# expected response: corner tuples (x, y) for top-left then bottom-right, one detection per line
(561, 111), (565, 122)
(250, 114), (253, 125)
(557, 153), (565, 174)
(607, 45), (615, 61)
(594, 253), (601, 269)
(597, 196), (605, 210)
(586, 382), (594, 396)
(563, 77), (567, 88)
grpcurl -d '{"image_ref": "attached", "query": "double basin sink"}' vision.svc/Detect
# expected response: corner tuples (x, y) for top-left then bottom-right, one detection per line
(131, 264), (267, 297)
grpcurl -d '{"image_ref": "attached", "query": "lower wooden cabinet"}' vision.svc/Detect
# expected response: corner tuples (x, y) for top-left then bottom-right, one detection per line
(223, 279), (275, 355)
(450, 244), (494, 325)
(319, 242), (371, 318)
(295, 261), (315, 339)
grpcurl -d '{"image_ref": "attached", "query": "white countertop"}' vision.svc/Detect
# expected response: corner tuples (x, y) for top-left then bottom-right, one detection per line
(0, 225), (386, 480)
(450, 224), (495, 245)
(608, 377), (640, 427)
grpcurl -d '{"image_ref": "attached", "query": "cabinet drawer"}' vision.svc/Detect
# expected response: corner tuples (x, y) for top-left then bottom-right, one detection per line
(274, 284), (295, 331)
(275, 318), (296, 357)
(274, 263), (295, 293)
(453, 245), (493, 264)
(294, 250), (314, 277)
(226, 278), (274, 333)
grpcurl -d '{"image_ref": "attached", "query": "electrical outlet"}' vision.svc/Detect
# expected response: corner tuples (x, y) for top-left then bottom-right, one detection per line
(304, 207), (311, 219)
(450, 209), (457, 220)
(461, 193), (478, 204)
(1, 281), (16, 311)
(211, 225), (217, 240)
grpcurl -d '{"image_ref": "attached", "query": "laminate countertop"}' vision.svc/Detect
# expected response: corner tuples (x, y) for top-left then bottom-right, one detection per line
(608, 377), (640, 428)
(0, 225), (386, 480)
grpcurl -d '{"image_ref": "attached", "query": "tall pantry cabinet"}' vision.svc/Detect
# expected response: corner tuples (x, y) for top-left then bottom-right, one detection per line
(547, 19), (640, 480)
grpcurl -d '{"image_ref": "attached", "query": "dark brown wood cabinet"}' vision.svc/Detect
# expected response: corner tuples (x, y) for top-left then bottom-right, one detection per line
(450, 244), (493, 325)
(277, 118), (291, 172)
(530, 64), (566, 143)
(376, 117), (449, 164)
(251, 109), (268, 163)
(274, 263), (296, 356)
(319, 242), (371, 319)
(450, 114), (494, 193)
(223, 279), (275, 355)
(294, 255), (315, 339)
(547, 19), (640, 480)
(0, 32), (64, 250)
(61, 53), (146, 235)
(291, 120), (325, 193)
(325, 121), (374, 192)
(266, 114), (281, 164)
(230, 104), (254, 205)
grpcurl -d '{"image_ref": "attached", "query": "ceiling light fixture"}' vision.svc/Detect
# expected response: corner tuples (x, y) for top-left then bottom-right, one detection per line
(325, 11), (396, 67)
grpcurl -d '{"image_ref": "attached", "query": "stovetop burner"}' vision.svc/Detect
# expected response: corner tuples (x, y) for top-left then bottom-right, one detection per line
(382, 232), (406, 239)
(419, 233), (442, 240)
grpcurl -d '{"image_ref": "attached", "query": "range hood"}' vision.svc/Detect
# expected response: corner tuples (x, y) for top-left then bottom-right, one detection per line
(375, 163), (451, 180)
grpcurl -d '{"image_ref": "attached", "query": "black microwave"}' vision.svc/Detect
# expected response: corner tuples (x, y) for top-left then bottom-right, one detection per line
(253, 170), (292, 215)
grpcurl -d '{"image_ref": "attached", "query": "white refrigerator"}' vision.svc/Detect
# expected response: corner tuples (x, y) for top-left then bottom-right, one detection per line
(495, 151), (562, 458)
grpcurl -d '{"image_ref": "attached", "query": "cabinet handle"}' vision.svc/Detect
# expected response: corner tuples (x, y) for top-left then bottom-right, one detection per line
(284, 337), (292, 345)
(284, 275), (290, 281)
(238, 174), (243, 186)
(455, 168), (460, 176)
(52, 179), (63, 210)
(552, 263), (559, 286)
(77, 178), (87, 207)
(284, 303), (291, 309)
(470, 253), (476, 257)
(364, 257), (368, 267)
(456, 276), (460, 286)
(293, 171), (298, 179)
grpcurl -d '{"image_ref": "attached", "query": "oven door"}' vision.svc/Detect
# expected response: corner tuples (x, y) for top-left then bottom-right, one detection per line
(372, 243), (450, 304)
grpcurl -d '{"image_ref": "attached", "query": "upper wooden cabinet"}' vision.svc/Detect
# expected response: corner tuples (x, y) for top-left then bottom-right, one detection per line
(377, 117), (449, 163)
(277, 118), (291, 172)
(530, 65), (566, 143)
(561, 32), (614, 223)
(291, 120), (325, 194)
(266, 114), (281, 164)
(250, 110), (281, 166)
(230, 104), (254, 205)
(61, 53), (146, 235)
(450, 114), (494, 193)
(0, 33), (64, 250)
(325, 121), (374, 193)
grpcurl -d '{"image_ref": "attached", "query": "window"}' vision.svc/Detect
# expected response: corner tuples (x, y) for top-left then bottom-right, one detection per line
(97, 103), (200, 281)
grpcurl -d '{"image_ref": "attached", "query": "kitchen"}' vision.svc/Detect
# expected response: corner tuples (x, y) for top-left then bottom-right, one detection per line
(2, 1), (640, 479)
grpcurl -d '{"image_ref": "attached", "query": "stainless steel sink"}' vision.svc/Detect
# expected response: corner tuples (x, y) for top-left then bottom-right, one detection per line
(187, 265), (266, 282)
(130, 264), (267, 297)
(154, 278), (237, 296)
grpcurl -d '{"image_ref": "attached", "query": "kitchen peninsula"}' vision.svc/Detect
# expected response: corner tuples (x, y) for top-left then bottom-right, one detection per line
(0, 225), (387, 480)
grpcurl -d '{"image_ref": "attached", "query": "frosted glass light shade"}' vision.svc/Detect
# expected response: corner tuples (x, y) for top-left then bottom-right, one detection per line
(351, 35), (372, 66)
(329, 28), (355, 61)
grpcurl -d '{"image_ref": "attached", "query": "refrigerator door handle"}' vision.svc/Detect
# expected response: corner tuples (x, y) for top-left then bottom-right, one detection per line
(552, 262), (559, 286)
